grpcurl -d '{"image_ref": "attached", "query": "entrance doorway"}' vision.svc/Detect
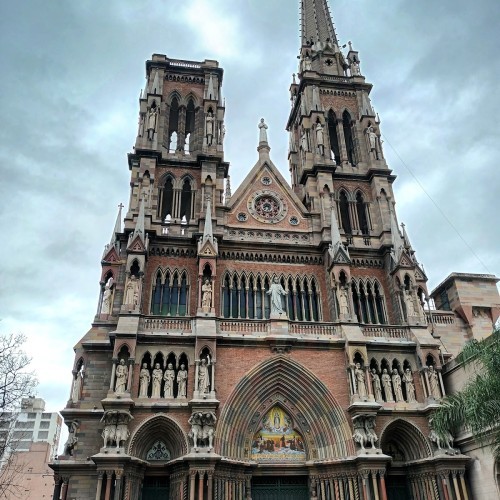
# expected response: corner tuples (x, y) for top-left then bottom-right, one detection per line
(252, 476), (309, 500)
(141, 476), (169, 500)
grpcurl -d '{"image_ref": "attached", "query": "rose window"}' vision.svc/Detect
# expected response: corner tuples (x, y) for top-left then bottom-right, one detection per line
(255, 196), (280, 219)
(248, 190), (288, 223)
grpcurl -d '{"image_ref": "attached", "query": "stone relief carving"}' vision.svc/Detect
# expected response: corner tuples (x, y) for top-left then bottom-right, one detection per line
(101, 410), (133, 451)
(352, 415), (378, 452)
(63, 420), (79, 456)
(188, 411), (217, 451)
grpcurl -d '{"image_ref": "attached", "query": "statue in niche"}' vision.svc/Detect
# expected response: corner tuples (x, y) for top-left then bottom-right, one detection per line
(371, 369), (383, 402)
(354, 363), (367, 398)
(71, 364), (84, 403)
(63, 421), (79, 456)
(114, 359), (128, 394)
(403, 368), (416, 403)
(258, 118), (268, 143)
(124, 276), (139, 306)
(366, 126), (377, 151)
(205, 110), (214, 146)
(201, 279), (212, 311)
(219, 123), (226, 144)
(315, 122), (325, 155)
(100, 277), (114, 315)
(151, 363), (163, 398)
(198, 357), (211, 394)
(300, 130), (309, 151)
(381, 368), (394, 402)
(163, 363), (175, 398)
(428, 365), (441, 399)
(351, 60), (360, 75)
(146, 106), (158, 141)
(338, 287), (350, 317)
(177, 364), (188, 398)
(392, 369), (404, 402)
(403, 289), (417, 317)
(139, 363), (150, 398)
(267, 276), (287, 315)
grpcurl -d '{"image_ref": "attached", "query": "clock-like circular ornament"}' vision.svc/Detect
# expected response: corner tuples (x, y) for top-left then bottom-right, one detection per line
(247, 190), (287, 224)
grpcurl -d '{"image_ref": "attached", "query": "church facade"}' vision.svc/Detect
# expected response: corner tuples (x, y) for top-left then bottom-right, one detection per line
(50, 1), (500, 499)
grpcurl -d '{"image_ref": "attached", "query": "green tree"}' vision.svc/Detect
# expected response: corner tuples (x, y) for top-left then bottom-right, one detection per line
(432, 328), (500, 457)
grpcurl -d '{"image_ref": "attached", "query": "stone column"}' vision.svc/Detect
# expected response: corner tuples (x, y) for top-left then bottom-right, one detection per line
(189, 471), (197, 500)
(114, 471), (124, 500)
(52, 477), (62, 500)
(365, 366), (374, 400)
(245, 475), (252, 500)
(423, 368), (431, 399)
(126, 360), (134, 392)
(419, 369), (428, 399)
(198, 471), (205, 500)
(348, 365), (357, 397)
(207, 471), (214, 500)
(360, 472), (369, 500)
(452, 472), (462, 500)
(438, 369), (446, 397)
(104, 472), (113, 500)
(371, 472), (380, 500)
(379, 471), (388, 500)
(61, 477), (69, 500)
(211, 361), (216, 396)
(95, 472), (104, 500)
(194, 360), (200, 397)
(459, 472), (469, 500)
(109, 359), (118, 391)
(441, 473), (452, 500)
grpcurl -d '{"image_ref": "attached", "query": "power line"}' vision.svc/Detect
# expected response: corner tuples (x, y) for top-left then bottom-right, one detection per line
(381, 133), (492, 275)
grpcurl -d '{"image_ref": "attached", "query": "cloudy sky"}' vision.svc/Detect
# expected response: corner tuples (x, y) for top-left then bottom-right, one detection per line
(1, 0), (499, 427)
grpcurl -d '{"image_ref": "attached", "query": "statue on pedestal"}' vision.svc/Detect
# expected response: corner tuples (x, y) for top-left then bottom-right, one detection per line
(381, 368), (394, 402)
(354, 363), (367, 398)
(371, 369), (383, 402)
(201, 279), (212, 311)
(124, 276), (139, 307)
(267, 276), (287, 315)
(100, 277), (114, 315)
(205, 110), (214, 146)
(139, 363), (150, 398)
(392, 369), (404, 402)
(403, 368), (416, 403)
(163, 363), (175, 398)
(147, 106), (158, 141)
(258, 118), (268, 143)
(198, 357), (210, 394)
(428, 365), (441, 399)
(151, 363), (163, 398)
(316, 122), (325, 156)
(177, 364), (188, 398)
(114, 359), (128, 394)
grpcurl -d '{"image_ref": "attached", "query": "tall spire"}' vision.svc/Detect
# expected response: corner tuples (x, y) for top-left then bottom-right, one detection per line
(301, 0), (338, 47)
(103, 203), (123, 257)
(390, 205), (405, 262)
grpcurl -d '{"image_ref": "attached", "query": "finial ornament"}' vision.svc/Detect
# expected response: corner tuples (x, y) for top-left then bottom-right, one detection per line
(258, 118), (269, 143)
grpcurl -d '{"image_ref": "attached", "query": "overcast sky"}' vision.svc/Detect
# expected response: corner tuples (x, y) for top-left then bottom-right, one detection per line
(1, 0), (499, 425)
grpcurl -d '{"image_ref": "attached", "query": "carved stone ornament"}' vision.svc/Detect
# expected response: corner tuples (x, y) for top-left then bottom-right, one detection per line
(63, 420), (79, 456)
(100, 410), (134, 451)
(188, 411), (217, 451)
(247, 190), (288, 224)
(429, 419), (457, 455)
(352, 415), (379, 453)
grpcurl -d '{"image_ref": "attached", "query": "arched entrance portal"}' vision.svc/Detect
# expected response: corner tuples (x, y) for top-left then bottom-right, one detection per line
(252, 476), (309, 500)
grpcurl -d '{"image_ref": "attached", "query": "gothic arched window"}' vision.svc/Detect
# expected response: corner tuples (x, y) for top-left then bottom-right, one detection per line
(185, 99), (195, 152)
(160, 176), (174, 221)
(168, 97), (179, 151)
(342, 110), (356, 166)
(339, 190), (352, 234)
(356, 192), (369, 235)
(351, 279), (387, 324)
(327, 110), (340, 164)
(150, 269), (189, 316)
(180, 178), (193, 220)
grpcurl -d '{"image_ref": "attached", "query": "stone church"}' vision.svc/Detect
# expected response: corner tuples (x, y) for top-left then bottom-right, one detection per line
(50, 1), (500, 499)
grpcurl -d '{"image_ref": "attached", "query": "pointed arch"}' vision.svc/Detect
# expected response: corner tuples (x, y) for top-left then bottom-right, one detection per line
(327, 109), (340, 164)
(215, 356), (354, 460)
(128, 413), (188, 460)
(338, 190), (352, 234)
(380, 418), (432, 462)
(342, 109), (356, 166)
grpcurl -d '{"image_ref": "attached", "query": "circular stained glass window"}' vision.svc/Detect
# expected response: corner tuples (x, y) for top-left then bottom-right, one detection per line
(247, 190), (287, 224)
(237, 212), (248, 222)
(289, 216), (299, 226)
(261, 176), (272, 185)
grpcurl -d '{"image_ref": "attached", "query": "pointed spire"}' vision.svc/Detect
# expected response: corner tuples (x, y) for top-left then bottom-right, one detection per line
(103, 203), (123, 257)
(390, 205), (405, 262)
(151, 71), (160, 94)
(203, 198), (213, 241)
(301, 0), (338, 48)
(329, 201), (349, 260)
(401, 223), (412, 249)
(128, 196), (146, 250)
(205, 74), (217, 100)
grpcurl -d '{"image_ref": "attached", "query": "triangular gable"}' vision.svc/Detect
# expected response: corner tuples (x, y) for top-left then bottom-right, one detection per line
(127, 235), (146, 253)
(227, 157), (308, 230)
(333, 246), (351, 265)
(102, 246), (120, 264)
(198, 239), (217, 257)
(398, 250), (414, 268)
(414, 265), (427, 281)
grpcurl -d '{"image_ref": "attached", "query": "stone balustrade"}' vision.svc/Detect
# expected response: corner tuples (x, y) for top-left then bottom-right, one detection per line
(362, 325), (412, 340)
(143, 317), (193, 333)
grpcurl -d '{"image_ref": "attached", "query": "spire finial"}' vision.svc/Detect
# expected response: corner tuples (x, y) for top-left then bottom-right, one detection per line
(301, 0), (338, 48)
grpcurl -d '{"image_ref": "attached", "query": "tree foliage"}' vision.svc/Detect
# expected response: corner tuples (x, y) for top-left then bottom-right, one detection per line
(0, 332), (38, 497)
(432, 328), (500, 458)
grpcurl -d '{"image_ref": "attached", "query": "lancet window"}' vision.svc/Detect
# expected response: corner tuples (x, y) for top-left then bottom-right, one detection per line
(338, 190), (352, 234)
(327, 110), (340, 164)
(185, 98), (195, 153)
(342, 110), (356, 166)
(168, 96), (179, 152)
(151, 269), (189, 316)
(355, 191), (370, 235)
(222, 272), (321, 321)
(351, 279), (387, 324)
(158, 176), (196, 221)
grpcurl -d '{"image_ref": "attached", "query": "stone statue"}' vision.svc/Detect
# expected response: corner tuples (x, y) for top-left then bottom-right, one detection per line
(404, 289), (417, 317)
(371, 369), (383, 402)
(351, 60), (360, 76)
(381, 369), (394, 402)
(315, 122), (325, 156)
(364, 416), (378, 449)
(198, 357), (210, 394)
(205, 110), (214, 146)
(177, 364), (188, 398)
(403, 368), (416, 403)
(338, 287), (350, 317)
(366, 126), (377, 151)
(101, 411), (117, 449)
(352, 416), (367, 451)
(303, 54), (312, 72)
(63, 421), (79, 456)
(163, 363), (175, 398)
(100, 277), (113, 315)
(392, 369), (404, 402)
(428, 365), (441, 399)
(151, 363), (163, 398)
(114, 359), (128, 394)
(201, 279), (212, 311)
(354, 363), (367, 398)
(124, 276), (139, 306)
(71, 365), (84, 403)
(115, 412), (132, 450)
(219, 123), (226, 144)
(147, 106), (158, 141)
(139, 363), (150, 398)
(300, 130), (309, 151)
(188, 412), (203, 449)
(258, 118), (268, 143)
(266, 276), (287, 315)
(429, 419), (456, 454)
(201, 412), (217, 451)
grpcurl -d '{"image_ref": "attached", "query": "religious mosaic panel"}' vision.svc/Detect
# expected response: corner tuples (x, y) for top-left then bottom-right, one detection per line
(251, 406), (306, 462)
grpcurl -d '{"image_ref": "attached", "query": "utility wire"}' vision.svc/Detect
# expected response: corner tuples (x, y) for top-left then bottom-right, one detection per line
(381, 133), (492, 275)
